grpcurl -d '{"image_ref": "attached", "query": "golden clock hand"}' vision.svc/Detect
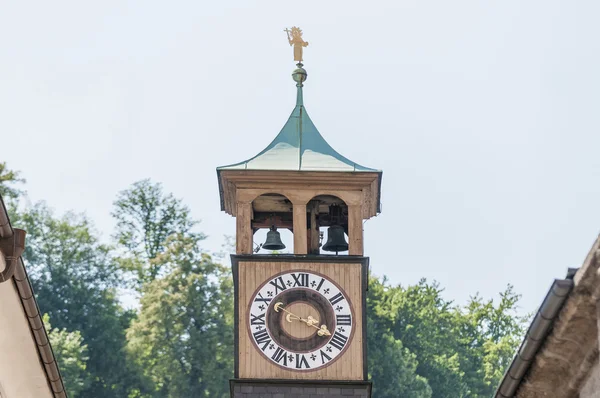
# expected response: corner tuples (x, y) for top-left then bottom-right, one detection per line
(274, 302), (331, 336)
(275, 302), (303, 323)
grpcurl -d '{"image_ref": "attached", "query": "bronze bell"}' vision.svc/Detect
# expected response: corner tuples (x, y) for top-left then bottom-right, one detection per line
(322, 225), (348, 254)
(262, 226), (286, 251)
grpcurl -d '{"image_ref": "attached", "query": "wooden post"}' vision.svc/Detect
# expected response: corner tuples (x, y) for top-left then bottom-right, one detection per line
(348, 204), (363, 256)
(236, 201), (253, 254)
(309, 201), (320, 254)
(293, 203), (307, 254)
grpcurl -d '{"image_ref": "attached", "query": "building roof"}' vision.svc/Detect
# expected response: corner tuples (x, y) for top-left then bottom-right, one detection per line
(0, 195), (67, 397)
(217, 65), (379, 173)
(495, 234), (600, 397)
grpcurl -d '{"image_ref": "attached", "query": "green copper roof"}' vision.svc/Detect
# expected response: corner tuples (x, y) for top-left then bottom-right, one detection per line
(217, 72), (378, 173)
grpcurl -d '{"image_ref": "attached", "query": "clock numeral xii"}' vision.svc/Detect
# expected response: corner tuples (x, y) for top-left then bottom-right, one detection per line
(291, 273), (309, 287)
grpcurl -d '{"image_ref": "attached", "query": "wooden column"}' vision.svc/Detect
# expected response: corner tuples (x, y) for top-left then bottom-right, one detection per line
(236, 201), (253, 254)
(309, 202), (320, 254)
(348, 204), (363, 256)
(293, 203), (307, 254)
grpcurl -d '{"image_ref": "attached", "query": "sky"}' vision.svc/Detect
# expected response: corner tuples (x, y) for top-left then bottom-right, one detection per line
(1, 1), (599, 315)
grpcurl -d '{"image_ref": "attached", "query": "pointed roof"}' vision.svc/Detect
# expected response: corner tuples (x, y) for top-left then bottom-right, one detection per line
(217, 65), (379, 173)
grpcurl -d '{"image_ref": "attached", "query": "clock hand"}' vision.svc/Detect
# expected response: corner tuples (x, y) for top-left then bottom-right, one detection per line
(274, 302), (332, 337)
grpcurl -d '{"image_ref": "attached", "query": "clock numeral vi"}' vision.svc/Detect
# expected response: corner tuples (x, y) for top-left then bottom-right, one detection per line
(336, 314), (351, 326)
(252, 330), (271, 351)
(271, 347), (288, 366)
(250, 313), (265, 325)
(330, 332), (348, 351)
(295, 354), (310, 369)
(269, 277), (287, 294)
(329, 292), (344, 305)
(291, 273), (309, 287)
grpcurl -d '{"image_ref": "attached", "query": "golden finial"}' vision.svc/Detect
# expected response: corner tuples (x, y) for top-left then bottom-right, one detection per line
(284, 27), (309, 62)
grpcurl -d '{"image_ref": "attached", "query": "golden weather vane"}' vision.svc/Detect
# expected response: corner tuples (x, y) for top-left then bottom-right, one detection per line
(284, 26), (309, 63)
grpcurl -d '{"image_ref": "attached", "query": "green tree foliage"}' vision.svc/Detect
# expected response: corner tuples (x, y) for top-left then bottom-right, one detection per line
(12, 204), (146, 397)
(114, 180), (233, 397)
(44, 314), (91, 397)
(112, 179), (204, 288)
(367, 279), (432, 398)
(5, 173), (525, 398)
(0, 161), (25, 200)
(126, 234), (234, 397)
(367, 277), (525, 398)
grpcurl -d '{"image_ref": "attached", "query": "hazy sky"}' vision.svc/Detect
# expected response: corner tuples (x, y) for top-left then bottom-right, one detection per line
(1, 1), (599, 314)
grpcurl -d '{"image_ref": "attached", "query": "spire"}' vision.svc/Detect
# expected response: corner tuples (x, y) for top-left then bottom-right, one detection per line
(217, 28), (379, 173)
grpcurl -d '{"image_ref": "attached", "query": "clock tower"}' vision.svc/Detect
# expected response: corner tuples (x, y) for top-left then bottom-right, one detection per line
(218, 28), (382, 398)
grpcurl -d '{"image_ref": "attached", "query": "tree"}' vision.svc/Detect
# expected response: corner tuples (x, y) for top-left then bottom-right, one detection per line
(112, 179), (204, 288)
(45, 314), (91, 397)
(367, 278), (432, 398)
(366, 277), (525, 398)
(12, 203), (148, 397)
(0, 161), (25, 200)
(127, 234), (234, 397)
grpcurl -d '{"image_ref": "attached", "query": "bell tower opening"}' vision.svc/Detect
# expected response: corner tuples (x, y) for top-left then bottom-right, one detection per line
(307, 195), (349, 255)
(252, 193), (294, 254)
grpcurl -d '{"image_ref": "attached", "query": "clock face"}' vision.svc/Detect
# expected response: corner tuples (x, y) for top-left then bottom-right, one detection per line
(247, 270), (354, 371)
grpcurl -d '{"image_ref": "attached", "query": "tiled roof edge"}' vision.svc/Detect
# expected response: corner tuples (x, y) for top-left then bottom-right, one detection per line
(0, 195), (67, 398)
(493, 272), (575, 398)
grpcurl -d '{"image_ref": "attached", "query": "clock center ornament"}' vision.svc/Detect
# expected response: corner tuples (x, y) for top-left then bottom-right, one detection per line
(248, 271), (354, 371)
(218, 27), (382, 398)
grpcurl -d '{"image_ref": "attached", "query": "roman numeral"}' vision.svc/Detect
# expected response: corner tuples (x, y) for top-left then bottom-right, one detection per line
(254, 293), (272, 304)
(271, 347), (288, 366)
(336, 314), (351, 326)
(330, 332), (348, 351)
(250, 313), (265, 325)
(252, 330), (271, 351)
(329, 292), (344, 305)
(295, 354), (310, 369)
(315, 278), (325, 292)
(320, 349), (332, 364)
(291, 273), (309, 287)
(269, 277), (287, 294)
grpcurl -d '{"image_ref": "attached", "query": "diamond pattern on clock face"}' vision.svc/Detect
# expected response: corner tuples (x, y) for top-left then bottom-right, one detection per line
(248, 271), (354, 371)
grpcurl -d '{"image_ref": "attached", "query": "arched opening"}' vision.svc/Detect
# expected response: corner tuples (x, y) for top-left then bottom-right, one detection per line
(307, 195), (349, 255)
(251, 193), (294, 254)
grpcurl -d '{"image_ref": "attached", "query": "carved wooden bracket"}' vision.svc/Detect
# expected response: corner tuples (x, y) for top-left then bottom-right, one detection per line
(0, 228), (26, 283)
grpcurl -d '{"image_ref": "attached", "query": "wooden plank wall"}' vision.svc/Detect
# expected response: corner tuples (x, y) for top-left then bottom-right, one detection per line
(238, 261), (364, 380)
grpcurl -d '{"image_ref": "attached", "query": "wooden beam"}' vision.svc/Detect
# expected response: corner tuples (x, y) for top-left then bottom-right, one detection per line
(309, 202), (320, 254)
(348, 204), (363, 255)
(236, 201), (253, 254)
(293, 204), (307, 254)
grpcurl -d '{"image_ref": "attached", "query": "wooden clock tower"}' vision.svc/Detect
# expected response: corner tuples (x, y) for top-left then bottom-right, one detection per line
(217, 27), (382, 398)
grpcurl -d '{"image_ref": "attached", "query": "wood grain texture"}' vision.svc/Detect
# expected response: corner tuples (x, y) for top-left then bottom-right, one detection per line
(219, 170), (381, 218)
(348, 205), (363, 256)
(236, 202), (253, 254)
(238, 260), (364, 380)
(293, 204), (307, 254)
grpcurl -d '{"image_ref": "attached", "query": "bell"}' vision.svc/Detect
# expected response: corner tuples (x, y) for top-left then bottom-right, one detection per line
(322, 225), (348, 253)
(262, 226), (286, 251)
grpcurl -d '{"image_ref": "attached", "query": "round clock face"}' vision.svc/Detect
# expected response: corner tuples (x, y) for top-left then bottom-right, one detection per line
(247, 270), (354, 371)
